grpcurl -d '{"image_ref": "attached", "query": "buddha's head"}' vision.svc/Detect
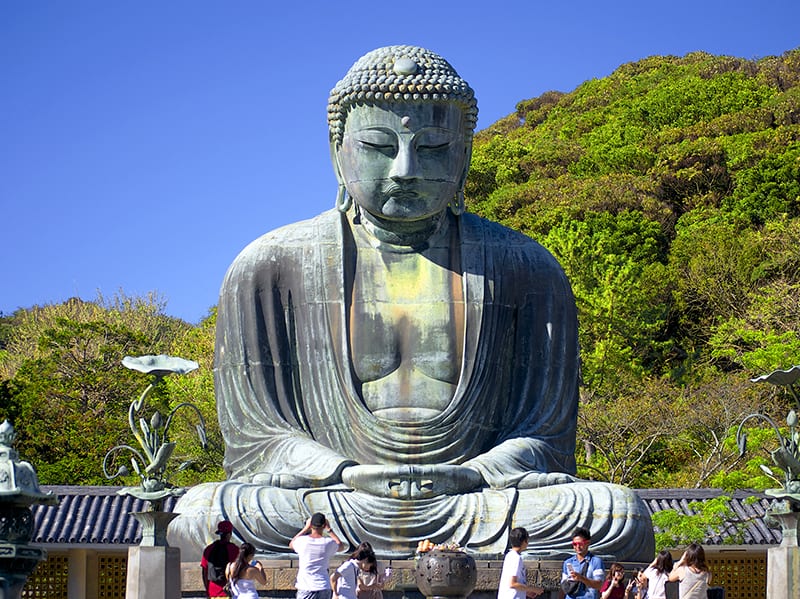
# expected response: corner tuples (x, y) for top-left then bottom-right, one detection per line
(328, 46), (478, 223)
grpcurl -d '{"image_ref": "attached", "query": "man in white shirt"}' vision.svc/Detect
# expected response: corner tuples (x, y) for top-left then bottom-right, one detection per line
(290, 512), (345, 599)
(498, 527), (544, 599)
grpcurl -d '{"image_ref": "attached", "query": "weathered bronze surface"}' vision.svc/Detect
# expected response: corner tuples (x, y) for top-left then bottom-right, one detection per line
(415, 550), (477, 599)
(168, 45), (654, 561)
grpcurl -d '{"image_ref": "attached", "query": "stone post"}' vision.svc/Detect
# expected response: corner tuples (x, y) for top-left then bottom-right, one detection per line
(0, 420), (58, 599)
(125, 511), (181, 599)
(766, 509), (800, 598)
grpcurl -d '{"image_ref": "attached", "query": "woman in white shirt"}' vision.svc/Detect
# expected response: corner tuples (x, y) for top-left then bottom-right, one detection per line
(668, 544), (711, 599)
(642, 550), (673, 599)
(225, 542), (267, 599)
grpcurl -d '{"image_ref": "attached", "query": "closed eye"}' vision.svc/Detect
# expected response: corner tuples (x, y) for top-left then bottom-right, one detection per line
(354, 129), (397, 154)
(360, 140), (396, 151)
(415, 129), (456, 151)
(417, 142), (451, 151)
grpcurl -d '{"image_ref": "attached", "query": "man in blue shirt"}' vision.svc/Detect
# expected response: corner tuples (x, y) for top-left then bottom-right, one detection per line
(560, 527), (604, 599)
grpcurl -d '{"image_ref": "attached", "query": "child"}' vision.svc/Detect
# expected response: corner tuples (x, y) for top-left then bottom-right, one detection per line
(625, 569), (648, 599)
(357, 552), (386, 599)
(332, 545), (371, 599)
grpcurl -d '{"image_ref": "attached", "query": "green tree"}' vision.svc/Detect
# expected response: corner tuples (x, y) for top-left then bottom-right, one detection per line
(163, 308), (224, 485)
(466, 48), (800, 487)
(0, 295), (190, 485)
(542, 210), (672, 391)
(651, 496), (752, 552)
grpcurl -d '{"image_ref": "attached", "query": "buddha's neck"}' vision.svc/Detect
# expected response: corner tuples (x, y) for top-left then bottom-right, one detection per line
(355, 208), (449, 249)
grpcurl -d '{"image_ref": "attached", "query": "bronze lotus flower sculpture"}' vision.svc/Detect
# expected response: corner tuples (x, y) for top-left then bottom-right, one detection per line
(737, 365), (800, 505)
(103, 354), (207, 509)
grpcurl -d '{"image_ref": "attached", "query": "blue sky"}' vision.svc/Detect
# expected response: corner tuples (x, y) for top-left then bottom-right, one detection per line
(2, 1), (798, 324)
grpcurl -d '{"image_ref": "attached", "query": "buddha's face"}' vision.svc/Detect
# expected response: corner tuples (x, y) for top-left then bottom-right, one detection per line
(336, 102), (469, 222)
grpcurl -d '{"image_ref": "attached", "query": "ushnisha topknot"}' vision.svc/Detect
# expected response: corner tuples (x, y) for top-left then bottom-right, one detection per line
(328, 45), (478, 146)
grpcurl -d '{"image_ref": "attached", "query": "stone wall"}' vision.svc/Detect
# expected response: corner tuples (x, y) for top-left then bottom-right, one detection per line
(179, 557), (648, 599)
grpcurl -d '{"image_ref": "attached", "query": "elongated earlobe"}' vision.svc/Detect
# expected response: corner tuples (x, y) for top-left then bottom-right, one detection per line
(336, 184), (352, 212)
(449, 191), (465, 216)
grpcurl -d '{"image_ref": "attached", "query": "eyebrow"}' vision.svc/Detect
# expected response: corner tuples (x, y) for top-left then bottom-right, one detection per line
(349, 125), (460, 134)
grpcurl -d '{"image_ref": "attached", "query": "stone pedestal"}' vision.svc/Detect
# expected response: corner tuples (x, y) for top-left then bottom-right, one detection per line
(766, 510), (800, 598)
(125, 511), (181, 599)
(126, 546), (182, 599)
(132, 511), (180, 547)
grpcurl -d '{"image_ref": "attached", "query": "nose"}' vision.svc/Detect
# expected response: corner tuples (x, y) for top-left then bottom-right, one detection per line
(389, 141), (420, 181)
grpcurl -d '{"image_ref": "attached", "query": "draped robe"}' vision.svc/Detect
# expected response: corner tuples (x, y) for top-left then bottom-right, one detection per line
(168, 209), (654, 561)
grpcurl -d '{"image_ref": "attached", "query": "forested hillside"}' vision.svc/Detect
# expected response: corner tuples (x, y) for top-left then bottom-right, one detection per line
(1, 49), (799, 489)
(0, 295), (222, 486)
(466, 48), (800, 488)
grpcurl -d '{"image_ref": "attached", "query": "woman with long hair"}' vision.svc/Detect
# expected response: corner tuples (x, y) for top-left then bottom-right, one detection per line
(225, 542), (267, 599)
(357, 551), (386, 599)
(668, 543), (711, 599)
(600, 563), (626, 599)
(642, 550), (673, 599)
(332, 543), (373, 599)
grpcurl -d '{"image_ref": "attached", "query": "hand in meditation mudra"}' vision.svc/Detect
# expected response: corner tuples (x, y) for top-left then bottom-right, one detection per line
(169, 46), (654, 561)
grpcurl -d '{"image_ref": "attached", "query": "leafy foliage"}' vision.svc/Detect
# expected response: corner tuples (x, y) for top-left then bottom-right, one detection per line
(0, 295), (196, 485)
(651, 496), (751, 552)
(468, 47), (800, 488)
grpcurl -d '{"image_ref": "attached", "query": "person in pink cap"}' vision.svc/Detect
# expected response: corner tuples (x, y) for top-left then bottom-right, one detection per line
(201, 520), (239, 597)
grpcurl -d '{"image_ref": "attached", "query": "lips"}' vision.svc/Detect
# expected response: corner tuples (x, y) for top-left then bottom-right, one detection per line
(389, 191), (419, 201)
(384, 183), (419, 200)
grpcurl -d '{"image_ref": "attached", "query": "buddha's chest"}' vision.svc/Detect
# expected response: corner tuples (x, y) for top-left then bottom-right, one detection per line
(348, 246), (464, 385)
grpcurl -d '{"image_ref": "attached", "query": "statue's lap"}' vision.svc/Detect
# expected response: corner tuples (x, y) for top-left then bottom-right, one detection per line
(168, 479), (653, 561)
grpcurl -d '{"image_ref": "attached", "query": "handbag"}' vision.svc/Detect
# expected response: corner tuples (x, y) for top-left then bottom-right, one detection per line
(560, 557), (590, 597)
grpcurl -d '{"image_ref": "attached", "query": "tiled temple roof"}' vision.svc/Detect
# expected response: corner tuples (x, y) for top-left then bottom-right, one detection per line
(636, 487), (782, 545)
(32, 485), (179, 546)
(30, 485), (781, 547)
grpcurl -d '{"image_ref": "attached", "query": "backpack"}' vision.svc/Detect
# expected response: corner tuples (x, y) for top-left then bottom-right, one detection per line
(207, 540), (230, 584)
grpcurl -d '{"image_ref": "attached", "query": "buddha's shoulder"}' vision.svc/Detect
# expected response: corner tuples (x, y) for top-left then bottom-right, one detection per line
(462, 213), (562, 270)
(220, 210), (341, 284)
(233, 210), (342, 259)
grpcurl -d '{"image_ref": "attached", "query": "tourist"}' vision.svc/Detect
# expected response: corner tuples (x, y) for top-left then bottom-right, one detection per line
(624, 569), (648, 599)
(225, 542), (266, 598)
(599, 563), (625, 599)
(667, 543), (711, 599)
(332, 543), (373, 599)
(497, 527), (544, 599)
(356, 544), (388, 599)
(201, 520), (239, 598)
(642, 550), (673, 599)
(560, 527), (604, 598)
(290, 513), (345, 599)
